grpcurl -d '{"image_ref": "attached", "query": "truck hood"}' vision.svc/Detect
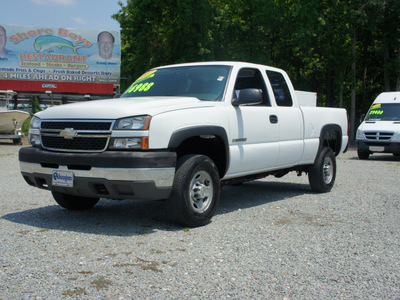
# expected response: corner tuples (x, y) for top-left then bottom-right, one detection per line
(35, 97), (216, 119)
(358, 121), (400, 132)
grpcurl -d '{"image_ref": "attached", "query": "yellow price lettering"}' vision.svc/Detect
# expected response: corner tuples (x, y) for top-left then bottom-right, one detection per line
(126, 82), (155, 94)
(369, 110), (383, 115)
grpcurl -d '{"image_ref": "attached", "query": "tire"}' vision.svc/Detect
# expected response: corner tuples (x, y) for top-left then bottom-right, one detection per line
(13, 137), (21, 144)
(52, 191), (99, 210)
(168, 154), (220, 227)
(357, 150), (369, 160)
(308, 147), (336, 193)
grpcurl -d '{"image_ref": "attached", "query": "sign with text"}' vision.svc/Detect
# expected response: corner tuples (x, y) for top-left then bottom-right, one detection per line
(0, 24), (120, 94)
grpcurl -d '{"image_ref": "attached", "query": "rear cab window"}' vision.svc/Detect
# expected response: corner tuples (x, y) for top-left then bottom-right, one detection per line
(266, 70), (293, 107)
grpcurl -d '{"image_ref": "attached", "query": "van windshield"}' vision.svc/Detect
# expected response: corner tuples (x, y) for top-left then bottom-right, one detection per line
(365, 103), (400, 121)
(121, 65), (231, 101)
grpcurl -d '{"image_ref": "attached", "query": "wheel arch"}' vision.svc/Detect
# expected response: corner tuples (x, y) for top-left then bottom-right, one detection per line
(318, 124), (343, 156)
(168, 126), (229, 178)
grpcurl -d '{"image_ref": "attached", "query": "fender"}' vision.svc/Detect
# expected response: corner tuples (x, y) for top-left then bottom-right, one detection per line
(317, 124), (343, 156)
(168, 126), (230, 176)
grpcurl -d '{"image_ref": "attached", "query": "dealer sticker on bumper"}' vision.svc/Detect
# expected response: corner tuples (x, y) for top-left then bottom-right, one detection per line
(52, 171), (74, 187)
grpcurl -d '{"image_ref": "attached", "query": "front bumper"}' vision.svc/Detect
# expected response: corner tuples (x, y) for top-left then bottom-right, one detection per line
(19, 147), (176, 200)
(356, 140), (400, 154)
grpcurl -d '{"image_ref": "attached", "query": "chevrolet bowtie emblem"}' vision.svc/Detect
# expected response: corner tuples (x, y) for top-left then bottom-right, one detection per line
(59, 128), (78, 139)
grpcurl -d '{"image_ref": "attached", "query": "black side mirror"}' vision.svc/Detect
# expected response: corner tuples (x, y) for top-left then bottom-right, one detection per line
(232, 88), (263, 106)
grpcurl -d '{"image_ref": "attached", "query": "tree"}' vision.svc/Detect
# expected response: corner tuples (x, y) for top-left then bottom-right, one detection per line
(113, 0), (400, 144)
(30, 97), (42, 117)
(113, 0), (215, 91)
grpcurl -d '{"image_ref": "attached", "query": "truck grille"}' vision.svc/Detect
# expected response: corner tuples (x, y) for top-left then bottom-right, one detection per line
(363, 131), (394, 141)
(40, 120), (113, 152)
(41, 121), (112, 131)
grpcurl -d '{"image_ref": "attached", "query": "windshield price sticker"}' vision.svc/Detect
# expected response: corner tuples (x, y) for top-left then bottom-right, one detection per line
(135, 70), (157, 83)
(125, 70), (157, 94)
(52, 170), (74, 187)
(127, 81), (155, 93)
(369, 103), (384, 115)
(369, 110), (383, 115)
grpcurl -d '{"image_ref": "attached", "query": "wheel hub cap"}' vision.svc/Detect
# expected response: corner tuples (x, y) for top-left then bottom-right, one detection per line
(189, 170), (213, 213)
(323, 157), (333, 184)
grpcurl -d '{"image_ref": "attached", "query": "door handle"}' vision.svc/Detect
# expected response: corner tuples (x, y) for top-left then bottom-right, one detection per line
(269, 115), (278, 124)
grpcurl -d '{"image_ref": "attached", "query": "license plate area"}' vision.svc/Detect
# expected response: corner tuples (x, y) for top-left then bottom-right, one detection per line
(52, 170), (74, 187)
(369, 146), (385, 152)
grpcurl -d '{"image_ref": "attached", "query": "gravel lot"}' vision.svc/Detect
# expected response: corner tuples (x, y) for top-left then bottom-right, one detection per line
(0, 140), (399, 299)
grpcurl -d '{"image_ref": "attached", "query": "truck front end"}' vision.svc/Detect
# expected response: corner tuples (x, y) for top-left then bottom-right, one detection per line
(20, 113), (176, 201)
(356, 97), (400, 159)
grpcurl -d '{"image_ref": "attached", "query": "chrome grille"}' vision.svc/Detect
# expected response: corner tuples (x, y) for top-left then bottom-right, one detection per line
(363, 131), (394, 141)
(40, 120), (112, 152)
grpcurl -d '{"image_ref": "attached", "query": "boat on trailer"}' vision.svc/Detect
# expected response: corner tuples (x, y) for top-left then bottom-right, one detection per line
(0, 90), (29, 144)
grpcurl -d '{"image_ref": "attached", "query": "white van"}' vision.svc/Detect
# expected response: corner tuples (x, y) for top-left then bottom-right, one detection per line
(356, 92), (400, 159)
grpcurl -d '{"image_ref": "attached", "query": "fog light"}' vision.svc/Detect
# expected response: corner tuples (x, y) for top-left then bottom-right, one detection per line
(113, 138), (142, 149)
(29, 134), (41, 146)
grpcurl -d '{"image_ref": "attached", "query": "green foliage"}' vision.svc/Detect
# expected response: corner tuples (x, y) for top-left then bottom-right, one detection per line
(30, 97), (42, 117)
(113, 0), (400, 138)
(21, 117), (30, 136)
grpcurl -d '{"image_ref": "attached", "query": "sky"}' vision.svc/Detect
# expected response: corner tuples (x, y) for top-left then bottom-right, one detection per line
(1, 0), (127, 31)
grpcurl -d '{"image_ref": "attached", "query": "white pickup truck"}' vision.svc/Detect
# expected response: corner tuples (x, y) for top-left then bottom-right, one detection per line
(19, 62), (348, 227)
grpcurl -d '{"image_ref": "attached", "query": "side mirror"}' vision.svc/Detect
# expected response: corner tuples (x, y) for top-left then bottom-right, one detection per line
(113, 94), (121, 98)
(232, 88), (263, 106)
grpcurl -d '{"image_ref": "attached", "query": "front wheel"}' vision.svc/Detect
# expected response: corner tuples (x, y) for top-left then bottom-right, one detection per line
(168, 155), (220, 227)
(357, 150), (369, 160)
(52, 191), (99, 210)
(308, 147), (336, 193)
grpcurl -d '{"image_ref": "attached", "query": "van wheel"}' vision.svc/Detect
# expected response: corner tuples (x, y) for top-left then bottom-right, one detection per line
(13, 137), (22, 144)
(308, 147), (336, 193)
(168, 155), (220, 227)
(52, 191), (99, 210)
(357, 150), (369, 160)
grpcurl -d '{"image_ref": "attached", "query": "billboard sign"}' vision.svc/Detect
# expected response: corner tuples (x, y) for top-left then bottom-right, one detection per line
(0, 24), (120, 94)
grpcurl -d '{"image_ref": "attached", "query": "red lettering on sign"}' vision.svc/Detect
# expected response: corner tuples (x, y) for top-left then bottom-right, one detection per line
(10, 28), (54, 43)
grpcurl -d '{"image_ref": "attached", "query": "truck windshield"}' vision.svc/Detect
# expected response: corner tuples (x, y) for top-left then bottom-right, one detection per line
(121, 65), (231, 101)
(365, 103), (400, 121)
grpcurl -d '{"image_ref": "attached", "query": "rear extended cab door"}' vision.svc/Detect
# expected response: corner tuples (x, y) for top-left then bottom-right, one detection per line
(264, 69), (304, 166)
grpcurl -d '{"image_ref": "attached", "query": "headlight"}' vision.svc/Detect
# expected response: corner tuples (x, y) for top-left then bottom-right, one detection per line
(393, 131), (400, 141)
(356, 129), (364, 140)
(29, 116), (41, 146)
(30, 116), (41, 129)
(111, 116), (151, 150)
(114, 116), (151, 130)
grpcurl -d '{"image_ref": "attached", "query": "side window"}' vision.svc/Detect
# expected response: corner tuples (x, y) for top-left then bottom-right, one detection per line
(266, 70), (293, 107)
(234, 68), (270, 106)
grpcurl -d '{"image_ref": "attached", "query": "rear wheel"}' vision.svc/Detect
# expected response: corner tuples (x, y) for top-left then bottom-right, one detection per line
(308, 147), (336, 193)
(52, 191), (99, 210)
(357, 150), (369, 160)
(168, 155), (220, 227)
